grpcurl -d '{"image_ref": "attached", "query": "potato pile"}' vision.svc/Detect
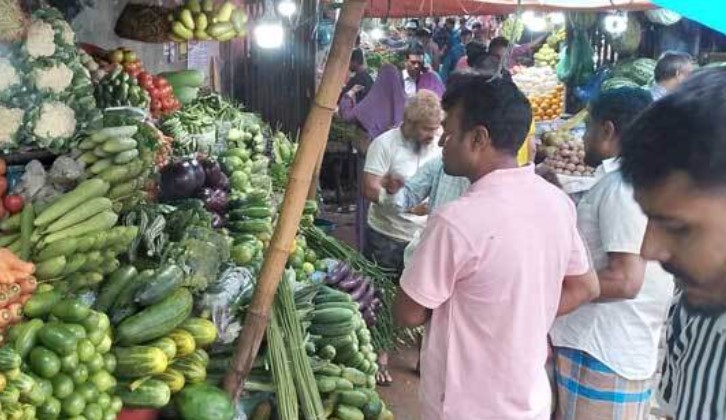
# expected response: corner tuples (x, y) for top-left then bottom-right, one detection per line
(540, 131), (595, 177)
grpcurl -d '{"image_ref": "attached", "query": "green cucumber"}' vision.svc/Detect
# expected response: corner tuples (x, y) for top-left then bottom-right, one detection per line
(116, 288), (193, 346)
(134, 265), (185, 306)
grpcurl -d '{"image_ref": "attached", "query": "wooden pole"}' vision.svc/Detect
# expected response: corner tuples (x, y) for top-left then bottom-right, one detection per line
(223, 0), (367, 399)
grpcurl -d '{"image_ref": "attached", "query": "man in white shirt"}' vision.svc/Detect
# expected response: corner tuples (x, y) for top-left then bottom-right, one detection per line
(402, 48), (425, 98)
(550, 88), (674, 420)
(362, 90), (442, 385)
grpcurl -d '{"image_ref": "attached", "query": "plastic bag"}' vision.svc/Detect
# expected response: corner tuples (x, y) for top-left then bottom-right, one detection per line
(199, 265), (255, 344)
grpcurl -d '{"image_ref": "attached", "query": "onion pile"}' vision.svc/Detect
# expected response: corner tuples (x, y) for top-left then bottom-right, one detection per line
(540, 131), (595, 177)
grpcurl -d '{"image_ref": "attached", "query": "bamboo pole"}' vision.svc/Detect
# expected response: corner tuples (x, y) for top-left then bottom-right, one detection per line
(223, 0), (367, 399)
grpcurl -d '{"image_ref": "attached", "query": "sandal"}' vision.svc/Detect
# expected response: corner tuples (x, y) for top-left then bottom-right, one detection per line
(376, 364), (393, 386)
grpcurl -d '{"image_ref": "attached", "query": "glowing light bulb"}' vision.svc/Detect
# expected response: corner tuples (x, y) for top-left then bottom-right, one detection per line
(370, 28), (384, 41)
(255, 22), (284, 49)
(549, 12), (565, 26)
(278, 0), (296, 18)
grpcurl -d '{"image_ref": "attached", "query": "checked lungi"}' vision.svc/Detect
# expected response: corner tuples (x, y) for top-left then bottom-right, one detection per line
(554, 347), (653, 420)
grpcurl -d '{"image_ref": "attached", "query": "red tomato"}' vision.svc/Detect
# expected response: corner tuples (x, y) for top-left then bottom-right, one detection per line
(162, 97), (175, 110)
(140, 79), (154, 91)
(138, 71), (151, 82)
(150, 99), (162, 112)
(155, 77), (170, 88)
(4, 195), (23, 215)
(160, 85), (173, 97)
(0, 177), (6, 197)
(151, 88), (164, 100)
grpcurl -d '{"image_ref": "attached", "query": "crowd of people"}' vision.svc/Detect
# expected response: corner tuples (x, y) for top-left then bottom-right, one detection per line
(335, 25), (726, 420)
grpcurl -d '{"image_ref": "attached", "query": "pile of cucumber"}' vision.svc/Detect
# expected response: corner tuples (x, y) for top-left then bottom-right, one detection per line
(94, 67), (149, 109)
(1, 292), (121, 419)
(91, 263), (218, 408)
(309, 286), (393, 420)
(76, 125), (153, 212)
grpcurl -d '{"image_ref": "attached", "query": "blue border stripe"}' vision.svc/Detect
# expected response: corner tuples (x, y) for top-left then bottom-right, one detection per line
(652, 1), (726, 35)
(557, 348), (614, 374)
(556, 371), (653, 403)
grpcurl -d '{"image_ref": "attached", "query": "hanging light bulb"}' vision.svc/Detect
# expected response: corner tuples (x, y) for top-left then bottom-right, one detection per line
(255, 22), (285, 49)
(549, 12), (565, 26)
(523, 11), (547, 33)
(277, 0), (296, 18)
(604, 12), (628, 35)
(370, 27), (384, 41)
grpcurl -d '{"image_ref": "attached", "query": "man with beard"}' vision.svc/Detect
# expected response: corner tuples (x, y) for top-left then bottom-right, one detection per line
(549, 88), (674, 420)
(394, 73), (599, 419)
(362, 89), (443, 385)
(620, 67), (726, 420)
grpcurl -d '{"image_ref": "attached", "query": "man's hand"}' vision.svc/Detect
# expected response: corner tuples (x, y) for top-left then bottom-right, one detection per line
(408, 203), (429, 216)
(381, 173), (405, 194)
(347, 85), (365, 98)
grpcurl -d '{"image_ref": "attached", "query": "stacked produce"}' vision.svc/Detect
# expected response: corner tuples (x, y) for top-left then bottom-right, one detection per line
(303, 226), (397, 354)
(311, 286), (392, 420)
(0, 159), (25, 220)
(323, 261), (384, 328)
(540, 131), (595, 177)
(602, 58), (657, 92)
(0, 6), (100, 151)
(534, 44), (558, 68)
(500, 16), (524, 42)
(270, 131), (298, 191)
(78, 49), (106, 84)
(3, 292), (121, 419)
(107, 47), (143, 78)
(513, 67), (564, 122)
(159, 70), (204, 105)
(135, 72), (181, 119)
(0, 249), (36, 337)
(94, 66), (149, 109)
(546, 27), (566, 50)
(169, 0), (248, 42)
(227, 120), (267, 158)
(26, 183), (138, 293)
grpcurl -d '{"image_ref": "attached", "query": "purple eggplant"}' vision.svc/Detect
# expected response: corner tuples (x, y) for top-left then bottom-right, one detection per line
(358, 282), (377, 310)
(350, 278), (371, 302)
(362, 306), (377, 327)
(326, 263), (351, 286)
(337, 272), (362, 292)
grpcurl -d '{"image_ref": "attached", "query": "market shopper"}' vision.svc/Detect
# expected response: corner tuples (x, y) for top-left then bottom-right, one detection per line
(620, 67), (726, 420)
(650, 51), (693, 101)
(550, 88), (674, 420)
(395, 73), (599, 420)
(363, 90), (443, 386)
(338, 64), (407, 250)
(415, 28), (442, 73)
(341, 49), (374, 103)
(402, 47), (445, 99)
(488, 35), (547, 70)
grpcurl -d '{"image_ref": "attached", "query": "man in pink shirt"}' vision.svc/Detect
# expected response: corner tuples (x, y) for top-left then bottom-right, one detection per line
(395, 73), (600, 419)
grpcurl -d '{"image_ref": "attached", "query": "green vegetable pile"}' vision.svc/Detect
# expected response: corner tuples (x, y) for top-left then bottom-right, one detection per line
(0, 6), (100, 152)
(76, 124), (155, 212)
(310, 286), (393, 420)
(94, 66), (149, 109)
(1, 293), (121, 420)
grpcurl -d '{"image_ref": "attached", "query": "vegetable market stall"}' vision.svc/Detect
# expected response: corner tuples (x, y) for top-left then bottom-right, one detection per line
(0, 1), (398, 419)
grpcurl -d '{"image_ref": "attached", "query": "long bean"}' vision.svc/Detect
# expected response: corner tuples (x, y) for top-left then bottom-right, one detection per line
(267, 309), (298, 420)
(276, 272), (325, 419)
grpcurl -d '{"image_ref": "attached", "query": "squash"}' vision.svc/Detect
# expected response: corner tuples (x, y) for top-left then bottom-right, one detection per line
(113, 346), (168, 378)
(0, 347), (21, 371)
(170, 358), (206, 384)
(167, 329), (195, 358)
(116, 378), (170, 408)
(147, 337), (177, 361)
(178, 317), (217, 347)
(175, 384), (234, 420)
(115, 288), (193, 346)
(155, 368), (185, 393)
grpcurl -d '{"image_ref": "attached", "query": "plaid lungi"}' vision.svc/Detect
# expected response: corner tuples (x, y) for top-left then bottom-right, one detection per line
(554, 347), (653, 420)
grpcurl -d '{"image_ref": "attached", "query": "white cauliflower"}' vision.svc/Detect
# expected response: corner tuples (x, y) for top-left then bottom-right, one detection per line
(33, 101), (76, 140)
(55, 19), (75, 45)
(0, 59), (20, 93)
(25, 20), (56, 58)
(0, 106), (24, 146)
(33, 63), (74, 93)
